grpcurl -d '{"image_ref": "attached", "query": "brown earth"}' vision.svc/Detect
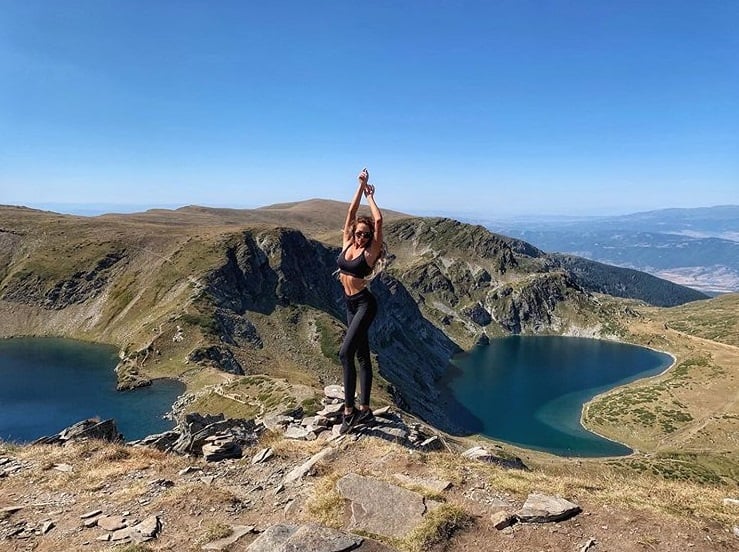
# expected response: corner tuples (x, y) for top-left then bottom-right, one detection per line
(2, 430), (737, 552)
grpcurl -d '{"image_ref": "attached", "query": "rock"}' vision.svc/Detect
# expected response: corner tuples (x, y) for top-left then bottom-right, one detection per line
(252, 448), (274, 465)
(723, 498), (739, 507)
(202, 525), (255, 550)
(373, 406), (391, 418)
(419, 436), (443, 450)
(200, 476), (216, 485)
(316, 403), (343, 418)
(129, 430), (179, 450)
(490, 510), (515, 530)
(111, 527), (132, 541)
(246, 523), (362, 552)
(97, 515), (128, 531)
(579, 537), (597, 552)
(1, 505), (25, 515)
(733, 526), (739, 538)
(83, 517), (102, 528)
(32, 419), (124, 445)
(52, 463), (73, 472)
(262, 414), (296, 431)
(202, 440), (242, 462)
(41, 521), (54, 534)
(80, 509), (103, 519)
(461, 446), (528, 470)
(129, 515), (161, 542)
(283, 447), (337, 486)
(284, 426), (310, 440)
(188, 345), (244, 375)
(179, 466), (202, 475)
(516, 493), (581, 523)
(96, 534), (111, 541)
(393, 473), (452, 494)
(323, 385), (344, 400)
(336, 473), (440, 539)
(246, 523), (298, 552)
(366, 424), (408, 441)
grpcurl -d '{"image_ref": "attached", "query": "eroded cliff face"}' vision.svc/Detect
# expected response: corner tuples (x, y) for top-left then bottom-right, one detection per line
(0, 209), (669, 432)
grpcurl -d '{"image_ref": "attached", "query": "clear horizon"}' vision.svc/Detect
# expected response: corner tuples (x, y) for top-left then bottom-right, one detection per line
(2, 2), (737, 216)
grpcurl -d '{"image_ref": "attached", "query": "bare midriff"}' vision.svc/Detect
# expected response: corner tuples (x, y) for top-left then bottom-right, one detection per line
(339, 273), (367, 296)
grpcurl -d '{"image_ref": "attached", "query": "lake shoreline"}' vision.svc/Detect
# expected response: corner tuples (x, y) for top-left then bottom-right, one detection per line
(440, 335), (675, 458)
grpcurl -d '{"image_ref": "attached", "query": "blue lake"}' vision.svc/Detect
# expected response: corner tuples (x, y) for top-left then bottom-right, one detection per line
(442, 336), (673, 457)
(0, 338), (185, 443)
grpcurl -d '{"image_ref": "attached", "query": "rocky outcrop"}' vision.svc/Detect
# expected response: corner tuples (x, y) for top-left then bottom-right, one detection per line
(2, 250), (126, 309)
(486, 271), (583, 334)
(188, 345), (245, 375)
(130, 413), (258, 457)
(32, 419), (124, 445)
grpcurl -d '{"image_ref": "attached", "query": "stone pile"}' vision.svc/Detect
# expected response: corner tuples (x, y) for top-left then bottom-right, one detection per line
(264, 384), (446, 450)
(0, 455), (25, 478)
(1, 515), (55, 540)
(80, 510), (162, 544)
(129, 413), (258, 460)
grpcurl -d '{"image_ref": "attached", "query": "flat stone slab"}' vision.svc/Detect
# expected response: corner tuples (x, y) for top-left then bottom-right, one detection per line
(252, 448), (274, 465)
(517, 493), (581, 523)
(392, 473), (452, 494)
(247, 523), (362, 552)
(202, 525), (255, 550)
(283, 447), (337, 486)
(284, 426), (310, 440)
(336, 473), (439, 539)
(97, 515), (128, 531)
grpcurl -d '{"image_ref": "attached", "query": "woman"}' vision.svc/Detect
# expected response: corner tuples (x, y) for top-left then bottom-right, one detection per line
(336, 168), (384, 434)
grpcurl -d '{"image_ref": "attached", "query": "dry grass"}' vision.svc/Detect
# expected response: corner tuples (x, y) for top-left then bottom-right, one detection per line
(198, 522), (233, 544)
(305, 471), (346, 528)
(401, 503), (473, 552)
(429, 450), (736, 526)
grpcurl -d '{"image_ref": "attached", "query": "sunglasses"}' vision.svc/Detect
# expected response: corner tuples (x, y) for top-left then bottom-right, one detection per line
(354, 231), (372, 239)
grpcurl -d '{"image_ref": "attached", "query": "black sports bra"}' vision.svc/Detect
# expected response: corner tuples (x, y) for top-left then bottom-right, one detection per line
(337, 246), (373, 278)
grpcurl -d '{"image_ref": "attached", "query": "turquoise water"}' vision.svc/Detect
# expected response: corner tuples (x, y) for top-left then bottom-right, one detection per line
(442, 336), (672, 457)
(0, 338), (185, 443)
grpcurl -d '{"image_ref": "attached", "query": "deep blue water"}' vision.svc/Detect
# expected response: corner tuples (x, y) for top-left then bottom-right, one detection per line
(442, 336), (673, 457)
(0, 338), (185, 443)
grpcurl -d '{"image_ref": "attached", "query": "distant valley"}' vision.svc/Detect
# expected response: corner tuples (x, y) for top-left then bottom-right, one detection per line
(473, 205), (739, 294)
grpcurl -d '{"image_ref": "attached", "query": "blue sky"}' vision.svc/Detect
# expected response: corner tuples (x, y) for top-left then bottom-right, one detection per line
(1, 1), (737, 217)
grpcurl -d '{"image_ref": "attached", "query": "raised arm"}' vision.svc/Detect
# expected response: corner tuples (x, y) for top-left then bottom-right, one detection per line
(363, 183), (384, 266)
(343, 168), (368, 247)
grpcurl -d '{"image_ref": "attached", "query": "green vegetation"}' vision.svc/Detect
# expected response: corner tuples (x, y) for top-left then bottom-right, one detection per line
(314, 316), (343, 364)
(185, 375), (298, 419)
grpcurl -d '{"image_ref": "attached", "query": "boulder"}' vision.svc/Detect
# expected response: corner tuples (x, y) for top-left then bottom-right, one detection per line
(516, 493), (581, 523)
(246, 523), (363, 552)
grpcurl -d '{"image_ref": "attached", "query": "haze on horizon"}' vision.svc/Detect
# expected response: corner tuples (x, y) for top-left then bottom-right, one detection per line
(1, 2), (737, 217)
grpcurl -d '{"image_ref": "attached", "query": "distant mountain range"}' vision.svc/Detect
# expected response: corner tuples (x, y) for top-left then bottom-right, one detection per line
(472, 206), (739, 294)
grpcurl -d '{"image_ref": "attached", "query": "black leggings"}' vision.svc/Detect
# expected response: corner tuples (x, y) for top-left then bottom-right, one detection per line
(339, 288), (377, 409)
